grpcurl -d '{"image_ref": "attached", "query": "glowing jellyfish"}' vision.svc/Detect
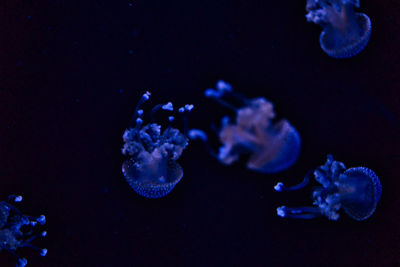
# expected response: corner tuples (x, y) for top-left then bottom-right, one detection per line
(0, 195), (47, 267)
(275, 155), (382, 221)
(306, 0), (371, 58)
(189, 80), (301, 174)
(121, 92), (193, 199)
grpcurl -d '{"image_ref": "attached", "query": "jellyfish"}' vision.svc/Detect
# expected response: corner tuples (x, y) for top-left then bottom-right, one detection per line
(189, 80), (301, 174)
(121, 92), (193, 198)
(0, 195), (47, 267)
(305, 0), (371, 58)
(275, 155), (382, 221)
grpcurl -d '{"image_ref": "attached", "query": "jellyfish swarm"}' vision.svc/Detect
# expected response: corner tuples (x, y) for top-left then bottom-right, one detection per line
(121, 92), (193, 199)
(0, 195), (47, 267)
(306, 0), (371, 58)
(189, 80), (301, 174)
(275, 155), (382, 221)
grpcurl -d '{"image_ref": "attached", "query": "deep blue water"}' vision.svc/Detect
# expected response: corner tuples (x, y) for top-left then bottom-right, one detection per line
(0, 0), (399, 266)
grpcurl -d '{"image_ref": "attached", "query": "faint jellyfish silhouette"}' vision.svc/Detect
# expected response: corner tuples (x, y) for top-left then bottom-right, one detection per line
(121, 92), (193, 198)
(0, 195), (47, 267)
(189, 80), (301, 174)
(306, 0), (371, 58)
(275, 155), (382, 221)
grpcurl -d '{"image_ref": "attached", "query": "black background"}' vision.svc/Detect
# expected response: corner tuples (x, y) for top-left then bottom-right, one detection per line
(1, 0), (400, 266)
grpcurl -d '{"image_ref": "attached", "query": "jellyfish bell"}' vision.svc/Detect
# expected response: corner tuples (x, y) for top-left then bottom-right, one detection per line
(275, 155), (382, 221)
(122, 158), (183, 199)
(218, 116), (301, 174)
(319, 12), (371, 58)
(121, 92), (192, 199)
(306, 0), (371, 58)
(190, 81), (301, 174)
(340, 167), (382, 221)
(246, 119), (301, 174)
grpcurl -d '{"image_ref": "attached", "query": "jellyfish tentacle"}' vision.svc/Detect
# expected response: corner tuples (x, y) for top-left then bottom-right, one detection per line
(188, 129), (219, 160)
(21, 243), (47, 257)
(215, 80), (233, 93)
(0, 195), (47, 266)
(179, 104), (194, 136)
(3, 203), (23, 216)
(7, 195), (23, 203)
(216, 81), (251, 106)
(134, 117), (144, 132)
(35, 215), (46, 225)
(274, 170), (312, 192)
(129, 91), (151, 127)
(5, 249), (27, 267)
(22, 230), (47, 245)
(277, 206), (323, 219)
(3, 196), (24, 218)
(158, 115), (178, 145)
(167, 116), (175, 129)
(22, 215), (45, 227)
(224, 90), (250, 106)
(228, 91), (251, 106)
(205, 89), (238, 111)
(150, 102), (173, 122)
(206, 80), (251, 108)
(16, 258), (28, 267)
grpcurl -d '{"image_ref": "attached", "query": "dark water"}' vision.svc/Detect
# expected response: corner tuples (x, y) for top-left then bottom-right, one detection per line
(0, 0), (399, 266)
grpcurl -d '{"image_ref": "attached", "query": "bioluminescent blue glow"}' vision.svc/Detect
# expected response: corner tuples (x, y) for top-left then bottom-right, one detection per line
(121, 92), (193, 198)
(189, 80), (301, 174)
(306, 0), (371, 58)
(275, 155), (382, 221)
(0, 195), (47, 267)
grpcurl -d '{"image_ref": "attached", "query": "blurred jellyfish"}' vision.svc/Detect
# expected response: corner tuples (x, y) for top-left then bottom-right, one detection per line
(0, 195), (47, 267)
(189, 80), (301, 174)
(275, 155), (382, 221)
(306, 0), (371, 58)
(121, 92), (193, 198)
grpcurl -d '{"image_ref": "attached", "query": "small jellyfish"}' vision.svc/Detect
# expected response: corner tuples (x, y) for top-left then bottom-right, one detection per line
(275, 155), (382, 221)
(0, 195), (47, 267)
(121, 92), (193, 198)
(189, 80), (301, 174)
(306, 0), (371, 58)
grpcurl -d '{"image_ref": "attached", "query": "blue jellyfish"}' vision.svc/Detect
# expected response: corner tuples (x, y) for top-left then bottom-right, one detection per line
(306, 0), (371, 58)
(189, 80), (301, 174)
(0, 195), (47, 267)
(275, 155), (382, 221)
(121, 92), (193, 199)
